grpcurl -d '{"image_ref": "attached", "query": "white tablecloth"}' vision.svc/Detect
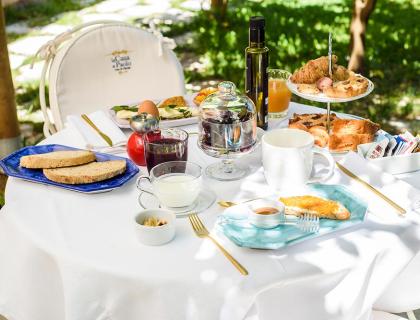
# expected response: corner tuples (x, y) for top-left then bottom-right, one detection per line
(1, 102), (420, 320)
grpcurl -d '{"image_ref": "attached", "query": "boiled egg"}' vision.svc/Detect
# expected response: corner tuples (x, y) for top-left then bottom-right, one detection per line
(138, 100), (159, 118)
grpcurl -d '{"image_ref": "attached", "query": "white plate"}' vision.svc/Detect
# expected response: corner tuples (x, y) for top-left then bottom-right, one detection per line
(108, 94), (199, 129)
(286, 75), (374, 103)
(281, 111), (386, 155)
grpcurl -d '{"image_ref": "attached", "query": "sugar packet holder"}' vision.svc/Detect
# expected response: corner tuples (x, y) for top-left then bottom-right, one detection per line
(358, 131), (420, 174)
(363, 131), (419, 159)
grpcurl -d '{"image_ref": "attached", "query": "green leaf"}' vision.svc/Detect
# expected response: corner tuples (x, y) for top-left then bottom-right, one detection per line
(112, 105), (137, 112)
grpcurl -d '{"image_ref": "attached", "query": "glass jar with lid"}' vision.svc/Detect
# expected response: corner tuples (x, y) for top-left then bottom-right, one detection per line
(198, 81), (257, 181)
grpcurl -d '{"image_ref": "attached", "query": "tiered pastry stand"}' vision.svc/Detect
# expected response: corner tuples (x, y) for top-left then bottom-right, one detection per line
(286, 33), (374, 133)
(286, 77), (375, 132)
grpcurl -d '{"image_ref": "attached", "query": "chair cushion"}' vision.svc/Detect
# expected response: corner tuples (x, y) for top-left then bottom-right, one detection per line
(49, 23), (185, 130)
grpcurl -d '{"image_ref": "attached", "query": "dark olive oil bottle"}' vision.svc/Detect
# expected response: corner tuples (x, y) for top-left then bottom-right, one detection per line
(245, 16), (269, 130)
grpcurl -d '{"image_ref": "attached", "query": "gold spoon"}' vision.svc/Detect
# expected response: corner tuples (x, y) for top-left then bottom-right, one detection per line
(217, 198), (262, 208)
(218, 200), (238, 208)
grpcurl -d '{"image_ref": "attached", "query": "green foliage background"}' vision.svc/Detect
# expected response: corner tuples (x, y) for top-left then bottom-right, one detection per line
(170, 0), (419, 133)
(4, 0), (420, 135)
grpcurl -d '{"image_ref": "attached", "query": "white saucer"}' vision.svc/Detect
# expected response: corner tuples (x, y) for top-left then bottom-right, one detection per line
(138, 188), (216, 217)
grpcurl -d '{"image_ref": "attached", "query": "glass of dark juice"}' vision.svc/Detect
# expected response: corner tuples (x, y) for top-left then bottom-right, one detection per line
(144, 128), (189, 172)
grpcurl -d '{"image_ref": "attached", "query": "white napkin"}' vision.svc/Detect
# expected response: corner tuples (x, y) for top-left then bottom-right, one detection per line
(332, 152), (420, 220)
(67, 111), (128, 151)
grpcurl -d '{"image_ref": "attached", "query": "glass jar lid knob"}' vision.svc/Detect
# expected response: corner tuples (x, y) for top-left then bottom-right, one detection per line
(218, 81), (237, 101)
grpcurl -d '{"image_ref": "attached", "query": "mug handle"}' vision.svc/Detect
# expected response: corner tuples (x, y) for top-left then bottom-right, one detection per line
(136, 176), (153, 194)
(136, 175), (160, 209)
(307, 147), (335, 184)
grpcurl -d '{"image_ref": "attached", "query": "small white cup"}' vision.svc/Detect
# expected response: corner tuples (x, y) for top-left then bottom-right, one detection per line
(134, 209), (176, 246)
(262, 128), (334, 190)
(137, 161), (202, 209)
(248, 199), (285, 229)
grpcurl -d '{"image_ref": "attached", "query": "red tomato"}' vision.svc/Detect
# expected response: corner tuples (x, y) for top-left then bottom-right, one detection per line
(127, 132), (146, 166)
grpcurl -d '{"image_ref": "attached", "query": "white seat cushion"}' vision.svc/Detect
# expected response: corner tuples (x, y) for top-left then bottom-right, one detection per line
(48, 23), (185, 130)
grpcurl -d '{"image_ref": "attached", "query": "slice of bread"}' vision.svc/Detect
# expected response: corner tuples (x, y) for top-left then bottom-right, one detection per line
(43, 160), (126, 184)
(20, 150), (96, 169)
(279, 195), (350, 220)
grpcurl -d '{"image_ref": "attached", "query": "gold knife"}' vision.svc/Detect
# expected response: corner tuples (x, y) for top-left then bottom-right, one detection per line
(81, 114), (113, 147)
(336, 162), (406, 216)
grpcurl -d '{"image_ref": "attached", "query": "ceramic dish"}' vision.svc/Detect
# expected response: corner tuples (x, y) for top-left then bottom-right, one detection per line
(0, 144), (139, 193)
(134, 209), (176, 246)
(108, 94), (199, 129)
(286, 75), (374, 103)
(248, 199), (285, 229)
(217, 184), (367, 250)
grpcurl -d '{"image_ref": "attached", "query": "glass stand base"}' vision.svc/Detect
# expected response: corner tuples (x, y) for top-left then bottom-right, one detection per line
(205, 160), (248, 181)
(269, 109), (288, 119)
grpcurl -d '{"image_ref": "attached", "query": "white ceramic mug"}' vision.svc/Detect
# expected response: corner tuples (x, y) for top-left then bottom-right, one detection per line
(262, 128), (334, 190)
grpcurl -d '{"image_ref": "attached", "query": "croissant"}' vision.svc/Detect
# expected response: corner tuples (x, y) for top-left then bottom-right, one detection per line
(291, 55), (337, 84)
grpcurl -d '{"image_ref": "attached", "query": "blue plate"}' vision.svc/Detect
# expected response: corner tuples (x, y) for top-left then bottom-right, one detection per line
(0, 144), (139, 193)
(217, 184), (367, 250)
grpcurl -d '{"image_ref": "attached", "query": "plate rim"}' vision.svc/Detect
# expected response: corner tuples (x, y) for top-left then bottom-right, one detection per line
(107, 94), (199, 129)
(286, 74), (374, 103)
(0, 144), (139, 193)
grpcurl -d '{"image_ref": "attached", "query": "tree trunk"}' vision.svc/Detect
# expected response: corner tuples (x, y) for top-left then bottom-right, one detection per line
(211, 0), (228, 22)
(0, 4), (20, 158)
(348, 0), (376, 73)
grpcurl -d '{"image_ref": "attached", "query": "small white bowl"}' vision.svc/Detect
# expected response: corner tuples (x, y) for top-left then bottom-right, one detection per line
(248, 199), (285, 229)
(134, 209), (176, 246)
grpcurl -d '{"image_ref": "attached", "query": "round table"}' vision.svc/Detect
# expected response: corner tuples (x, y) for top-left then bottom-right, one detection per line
(1, 102), (420, 320)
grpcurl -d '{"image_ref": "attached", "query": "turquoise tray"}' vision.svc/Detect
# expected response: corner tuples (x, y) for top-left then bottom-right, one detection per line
(216, 184), (367, 250)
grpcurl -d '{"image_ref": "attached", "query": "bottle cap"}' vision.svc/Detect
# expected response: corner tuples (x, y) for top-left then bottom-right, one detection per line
(250, 16), (265, 29)
(249, 16), (265, 44)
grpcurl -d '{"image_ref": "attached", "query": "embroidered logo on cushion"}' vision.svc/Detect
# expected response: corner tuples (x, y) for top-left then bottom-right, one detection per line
(110, 50), (132, 74)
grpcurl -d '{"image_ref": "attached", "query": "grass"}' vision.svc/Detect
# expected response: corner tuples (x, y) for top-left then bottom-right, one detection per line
(4, 0), (102, 27)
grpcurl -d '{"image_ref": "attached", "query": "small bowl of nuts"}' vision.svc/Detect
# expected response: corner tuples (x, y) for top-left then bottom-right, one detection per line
(134, 209), (176, 246)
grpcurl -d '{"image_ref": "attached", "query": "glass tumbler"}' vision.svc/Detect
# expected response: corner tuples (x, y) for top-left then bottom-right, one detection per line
(268, 69), (292, 119)
(144, 128), (189, 172)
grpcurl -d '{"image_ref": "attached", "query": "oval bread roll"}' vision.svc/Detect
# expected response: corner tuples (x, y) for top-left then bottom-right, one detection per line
(20, 150), (96, 169)
(43, 160), (126, 184)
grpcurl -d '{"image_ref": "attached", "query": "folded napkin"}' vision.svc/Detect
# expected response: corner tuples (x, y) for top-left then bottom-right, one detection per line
(67, 111), (128, 151)
(331, 152), (420, 220)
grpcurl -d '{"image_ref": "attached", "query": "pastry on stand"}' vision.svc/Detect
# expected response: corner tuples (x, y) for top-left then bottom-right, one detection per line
(286, 33), (375, 151)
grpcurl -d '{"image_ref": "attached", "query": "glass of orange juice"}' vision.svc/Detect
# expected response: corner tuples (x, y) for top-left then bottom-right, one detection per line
(268, 69), (292, 119)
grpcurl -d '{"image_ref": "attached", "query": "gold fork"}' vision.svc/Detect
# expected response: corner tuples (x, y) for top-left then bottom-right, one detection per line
(188, 213), (248, 276)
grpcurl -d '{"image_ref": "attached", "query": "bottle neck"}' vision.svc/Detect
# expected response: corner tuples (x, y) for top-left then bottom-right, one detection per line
(249, 41), (265, 48)
(249, 28), (265, 48)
